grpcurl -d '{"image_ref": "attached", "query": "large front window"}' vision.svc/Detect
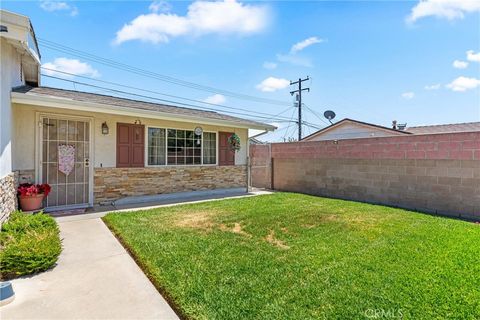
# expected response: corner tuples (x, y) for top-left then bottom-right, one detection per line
(147, 128), (216, 166)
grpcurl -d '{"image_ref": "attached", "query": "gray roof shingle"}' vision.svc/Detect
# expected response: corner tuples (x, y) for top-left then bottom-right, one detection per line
(407, 122), (480, 134)
(12, 86), (275, 130)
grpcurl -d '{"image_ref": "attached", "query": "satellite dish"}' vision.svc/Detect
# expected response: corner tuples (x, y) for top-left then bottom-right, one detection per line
(324, 110), (336, 124)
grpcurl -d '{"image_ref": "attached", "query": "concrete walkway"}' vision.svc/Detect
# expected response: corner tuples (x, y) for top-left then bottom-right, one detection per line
(1, 218), (179, 320)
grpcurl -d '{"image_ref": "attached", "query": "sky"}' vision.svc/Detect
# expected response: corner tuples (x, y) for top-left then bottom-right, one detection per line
(3, 0), (480, 141)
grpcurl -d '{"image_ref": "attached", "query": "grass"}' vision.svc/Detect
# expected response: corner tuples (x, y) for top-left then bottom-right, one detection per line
(103, 193), (480, 319)
(0, 211), (62, 280)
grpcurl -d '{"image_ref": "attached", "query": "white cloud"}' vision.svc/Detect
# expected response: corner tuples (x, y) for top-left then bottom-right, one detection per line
(446, 76), (480, 92)
(276, 53), (313, 67)
(271, 36), (324, 67)
(424, 83), (441, 90)
(149, 0), (171, 13)
(401, 92), (415, 99)
(203, 94), (226, 104)
(40, 1), (78, 16)
(263, 61), (277, 70)
(290, 36), (324, 54)
(256, 77), (290, 92)
(453, 60), (468, 69)
(114, 0), (270, 45)
(467, 50), (480, 62)
(407, 0), (480, 23)
(42, 58), (100, 78)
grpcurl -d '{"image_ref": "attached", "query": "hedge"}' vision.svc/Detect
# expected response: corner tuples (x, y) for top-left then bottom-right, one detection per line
(0, 211), (62, 280)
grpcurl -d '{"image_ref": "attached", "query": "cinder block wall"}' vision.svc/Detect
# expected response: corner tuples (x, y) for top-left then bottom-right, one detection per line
(252, 132), (480, 220)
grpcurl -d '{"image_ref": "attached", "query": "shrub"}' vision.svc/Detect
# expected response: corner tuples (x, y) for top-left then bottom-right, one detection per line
(0, 211), (62, 280)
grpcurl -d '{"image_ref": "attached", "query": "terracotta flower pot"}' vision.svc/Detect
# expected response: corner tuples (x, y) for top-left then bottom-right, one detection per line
(19, 194), (45, 212)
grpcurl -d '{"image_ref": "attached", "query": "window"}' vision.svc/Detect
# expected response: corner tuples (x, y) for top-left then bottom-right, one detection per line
(147, 128), (217, 166)
(148, 128), (166, 165)
(203, 132), (216, 164)
(168, 129), (202, 165)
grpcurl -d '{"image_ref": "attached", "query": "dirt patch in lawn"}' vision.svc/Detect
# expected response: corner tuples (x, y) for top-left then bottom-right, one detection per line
(265, 230), (290, 250)
(174, 210), (217, 230)
(174, 212), (252, 239)
(219, 222), (252, 238)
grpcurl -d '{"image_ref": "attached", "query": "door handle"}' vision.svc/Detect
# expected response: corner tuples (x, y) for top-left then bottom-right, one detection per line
(84, 158), (90, 167)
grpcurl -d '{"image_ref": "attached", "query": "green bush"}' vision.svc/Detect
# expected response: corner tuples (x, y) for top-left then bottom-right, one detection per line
(0, 211), (62, 280)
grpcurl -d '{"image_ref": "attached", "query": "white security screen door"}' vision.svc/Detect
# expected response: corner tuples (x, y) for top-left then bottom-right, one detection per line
(39, 116), (92, 210)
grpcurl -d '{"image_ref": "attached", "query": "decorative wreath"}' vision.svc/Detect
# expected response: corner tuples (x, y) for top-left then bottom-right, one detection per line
(227, 133), (241, 151)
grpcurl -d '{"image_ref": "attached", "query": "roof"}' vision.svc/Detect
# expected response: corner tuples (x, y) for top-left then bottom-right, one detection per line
(301, 118), (411, 141)
(0, 10), (41, 60)
(407, 122), (480, 134)
(11, 86), (276, 131)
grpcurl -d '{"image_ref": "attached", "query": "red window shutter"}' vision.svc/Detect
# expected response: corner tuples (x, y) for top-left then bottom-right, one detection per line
(219, 132), (235, 166)
(116, 123), (145, 168)
(131, 125), (145, 167)
(117, 123), (131, 168)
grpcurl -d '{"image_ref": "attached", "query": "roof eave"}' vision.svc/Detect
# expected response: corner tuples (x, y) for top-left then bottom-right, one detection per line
(11, 92), (276, 131)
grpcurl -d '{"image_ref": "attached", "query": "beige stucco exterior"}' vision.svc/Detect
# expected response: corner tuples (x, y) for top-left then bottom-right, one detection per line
(12, 103), (249, 171)
(303, 120), (405, 141)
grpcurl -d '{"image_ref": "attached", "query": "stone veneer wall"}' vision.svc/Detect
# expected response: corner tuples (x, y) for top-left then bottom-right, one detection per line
(94, 165), (247, 205)
(251, 131), (480, 220)
(0, 172), (17, 225)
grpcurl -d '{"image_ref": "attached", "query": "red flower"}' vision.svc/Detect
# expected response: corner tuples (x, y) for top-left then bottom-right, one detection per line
(17, 183), (52, 197)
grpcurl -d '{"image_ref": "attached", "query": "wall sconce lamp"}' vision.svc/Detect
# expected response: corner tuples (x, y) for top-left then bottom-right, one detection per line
(101, 122), (109, 135)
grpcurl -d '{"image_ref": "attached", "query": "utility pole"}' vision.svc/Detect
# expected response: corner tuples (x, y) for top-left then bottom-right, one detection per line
(290, 77), (310, 141)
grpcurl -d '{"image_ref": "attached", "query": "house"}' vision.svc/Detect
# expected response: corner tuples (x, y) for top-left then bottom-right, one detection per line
(0, 10), (275, 219)
(302, 118), (480, 141)
(301, 118), (411, 141)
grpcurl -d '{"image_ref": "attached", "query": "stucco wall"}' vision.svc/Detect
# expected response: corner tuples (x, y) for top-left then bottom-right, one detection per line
(1, 38), (26, 222)
(304, 122), (401, 141)
(12, 104), (249, 171)
(1, 39), (24, 178)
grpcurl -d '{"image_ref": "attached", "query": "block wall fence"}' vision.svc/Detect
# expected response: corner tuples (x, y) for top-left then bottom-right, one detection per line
(250, 132), (480, 220)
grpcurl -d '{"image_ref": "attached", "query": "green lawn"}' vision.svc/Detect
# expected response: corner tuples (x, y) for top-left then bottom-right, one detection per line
(103, 193), (480, 319)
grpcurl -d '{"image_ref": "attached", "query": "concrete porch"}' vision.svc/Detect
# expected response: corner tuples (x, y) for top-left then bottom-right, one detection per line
(50, 188), (272, 221)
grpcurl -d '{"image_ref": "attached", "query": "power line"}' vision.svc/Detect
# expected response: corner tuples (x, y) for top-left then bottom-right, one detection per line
(38, 38), (290, 106)
(41, 74), (297, 123)
(41, 67), (294, 121)
(283, 107), (297, 141)
(303, 104), (331, 126)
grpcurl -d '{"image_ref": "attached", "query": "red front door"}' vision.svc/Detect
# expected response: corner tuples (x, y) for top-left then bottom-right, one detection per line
(117, 123), (145, 168)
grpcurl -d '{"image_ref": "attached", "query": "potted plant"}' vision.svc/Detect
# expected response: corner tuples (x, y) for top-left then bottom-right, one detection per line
(17, 183), (51, 212)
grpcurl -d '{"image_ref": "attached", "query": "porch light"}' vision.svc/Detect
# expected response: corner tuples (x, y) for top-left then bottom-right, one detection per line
(101, 122), (109, 135)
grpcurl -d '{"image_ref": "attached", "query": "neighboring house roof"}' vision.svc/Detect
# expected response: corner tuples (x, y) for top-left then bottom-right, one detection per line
(11, 86), (276, 131)
(407, 122), (480, 134)
(302, 118), (480, 142)
(249, 137), (265, 144)
(302, 118), (411, 141)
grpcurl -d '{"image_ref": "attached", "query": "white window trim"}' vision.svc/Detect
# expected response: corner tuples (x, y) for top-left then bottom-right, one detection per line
(145, 126), (218, 167)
